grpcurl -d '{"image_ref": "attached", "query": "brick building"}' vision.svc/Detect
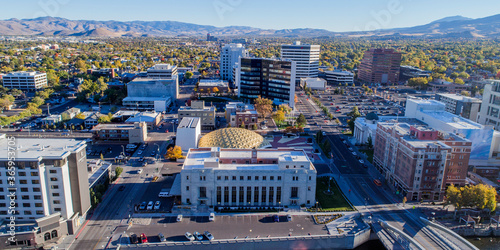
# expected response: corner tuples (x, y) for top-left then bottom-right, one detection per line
(374, 123), (471, 202)
(358, 48), (401, 84)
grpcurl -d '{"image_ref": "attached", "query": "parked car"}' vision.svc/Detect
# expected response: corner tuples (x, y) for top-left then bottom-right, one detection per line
(209, 213), (215, 221)
(154, 201), (161, 210)
(374, 179), (382, 186)
(177, 214), (183, 222)
(130, 234), (139, 244)
(185, 232), (195, 241)
(146, 201), (153, 210)
(287, 214), (292, 222)
(158, 233), (166, 242)
(137, 150), (143, 155)
(273, 214), (280, 222)
(359, 159), (364, 164)
(137, 169), (143, 174)
(193, 231), (203, 241)
(139, 201), (146, 210)
(140, 233), (148, 243)
(151, 150), (156, 156)
(352, 152), (357, 156)
(204, 231), (214, 241)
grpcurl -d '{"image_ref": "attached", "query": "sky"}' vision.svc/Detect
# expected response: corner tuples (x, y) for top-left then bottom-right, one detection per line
(1, 0), (499, 32)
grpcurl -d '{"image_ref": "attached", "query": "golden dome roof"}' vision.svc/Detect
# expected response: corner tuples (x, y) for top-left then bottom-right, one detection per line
(198, 128), (270, 149)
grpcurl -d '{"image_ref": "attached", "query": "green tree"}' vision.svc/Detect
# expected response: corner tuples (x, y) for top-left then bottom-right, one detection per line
(296, 113), (307, 126)
(115, 166), (123, 178)
(446, 184), (462, 209)
(98, 115), (111, 123)
(252, 123), (258, 130)
(31, 96), (45, 107)
(407, 77), (429, 89)
(454, 78), (465, 85)
(185, 71), (193, 79)
(367, 135), (373, 148)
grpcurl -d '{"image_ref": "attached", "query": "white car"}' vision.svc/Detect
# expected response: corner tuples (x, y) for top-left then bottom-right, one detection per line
(146, 201), (153, 210)
(352, 152), (357, 156)
(154, 201), (161, 210)
(209, 213), (215, 221)
(359, 159), (364, 164)
(177, 214), (183, 222)
(193, 231), (203, 241)
(185, 232), (195, 241)
(204, 231), (214, 241)
(137, 169), (143, 174)
(261, 126), (268, 130)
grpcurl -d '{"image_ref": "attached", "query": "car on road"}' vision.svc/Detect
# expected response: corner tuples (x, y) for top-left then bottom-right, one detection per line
(154, 201), (161, 210)
(130, 234), (139, 244)
(185, 232), (195, 241)
(359, 159), (364, 164)
(209, 213), (215, 221)
(137, 150), (143, 155)
(146, 201), (153, 210)
(261, 125), (268, 129)
(204, 231), (214, 241)
(287, 214), (292, 222)
(137, 169), (143, 174)
(140, 233), (148, 243)
(374, 179), (382, 186)
(138, 157), (144, 162)
(151, 150), (156, 156)
(193, 231), (203, 241)
(273, 214), (279, 222)
(177, 214), (183, 222)
(352, 152), (357, 156)
(118, 185), (125, 191)
(142, 162), (147, 167)
(139, 202), (146, 210)
(348, 147), (353, 151)
(158, 233), (166, 242)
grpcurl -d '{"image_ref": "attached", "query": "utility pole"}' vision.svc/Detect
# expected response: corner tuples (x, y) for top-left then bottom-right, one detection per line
(47, 103), (50, 115)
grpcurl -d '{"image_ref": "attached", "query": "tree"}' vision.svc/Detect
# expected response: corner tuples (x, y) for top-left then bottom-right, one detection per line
(252, 124), (258, 130)
(458, 72), (470, 79)
(185, 71), (193, 79)
(9, 89), (22, 97)
(407, 77), (429, 89)
(165, 146), (184, 160)
(254, 96), (273, 118)
(367, 135), (373, 148)
(31, 96), (45, 107)
(316, 130), (324, 143)
(75, 113), (86, 119)
(61, 113), (71, 121)
(98, 115), (111, 123)
(296, 113), (307, 126)
(460, 90), (470, 97)
(348, 106), (361, 120)
(240, 121), (245, 128)
(212, 87), (219, 94)
(100, 153), (104, 160)
(454, 78), (465, 85)
(273, 110), (286, 123)
(278, 104), (292, 115)
(115, 166), (123, 178)
(446, 185), (462, 209)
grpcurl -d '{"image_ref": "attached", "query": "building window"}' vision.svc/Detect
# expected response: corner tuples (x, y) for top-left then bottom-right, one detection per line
(23, 203), (30, 207)
(200, 176), (206, 181)
(276, 187), (281, 203)
(270, 176), (274, 181)
(52, 193), (60, 197)
(225, 176), (229, 181)
(53, 200), (60, 204)
(246, 187), (252, 204)
(19, 172), (26, 176)
(254, 187), (259, 203)
(224, 187), (229, 203)
(186, 186), (189, 191)
(262, 187), (267, 203)
(54, 208), (61, 212)
(255, 176), (259, 181)
(51, 230), (58, 238)
(309, 176), (312, 181)
(21, 195), (29, 200)
(50, 177), (58, 181)
(32, 179), (40, 184)
(247, 176), (251, 181)
(35, 203), (42, 207)
(33, 188), (40, 192)
(217, 176), (221, 180)
(186, 175), (189, 180)
(19, 180), (27, 184)
(199, 187), (207, 198)
(232, 176), (236, 181)
(34, 195), (41, 200)
(240, 176), (244, 180)
(308, 186), (311, 191)
(217, 187), (222, 204)
(291, 187), (298, 198)
(239, 187), (244, 203)
(51, 185), (59, 189)
(262, 176), (266, 181)
(277, 176), (282, 181)
(232, 187), (237, 203)
(30, 172), (39, 176)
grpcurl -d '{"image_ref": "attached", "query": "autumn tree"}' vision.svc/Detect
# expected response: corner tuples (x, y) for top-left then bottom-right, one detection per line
(254, 96), (273, 118)
(185, 71), (193, 79)
(165, 146), (184, 160)
(407, 77), (429, 89)
(273, 110), (286, 123)
(296, 113), (307, 126)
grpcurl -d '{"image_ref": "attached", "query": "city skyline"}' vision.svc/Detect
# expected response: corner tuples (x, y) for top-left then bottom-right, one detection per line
(0, 0), (499, 32)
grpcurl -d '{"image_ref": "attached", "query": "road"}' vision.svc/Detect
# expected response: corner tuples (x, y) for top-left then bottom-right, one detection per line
(296, 90), (466, 250)
(69, 133), (172, 250)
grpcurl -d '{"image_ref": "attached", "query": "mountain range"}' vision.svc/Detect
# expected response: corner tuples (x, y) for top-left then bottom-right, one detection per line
(0, 14), (499, 38)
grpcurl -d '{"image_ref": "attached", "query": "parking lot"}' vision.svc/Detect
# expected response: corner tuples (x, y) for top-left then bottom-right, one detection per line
(125, 214), (328, 243)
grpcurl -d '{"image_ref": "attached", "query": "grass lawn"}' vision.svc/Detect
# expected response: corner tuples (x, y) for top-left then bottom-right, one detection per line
(359, 149), (374, 164)
(314, 177), (355, 212)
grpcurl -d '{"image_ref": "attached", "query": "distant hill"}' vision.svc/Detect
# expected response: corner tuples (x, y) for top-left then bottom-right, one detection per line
(0, 15), (499, 38)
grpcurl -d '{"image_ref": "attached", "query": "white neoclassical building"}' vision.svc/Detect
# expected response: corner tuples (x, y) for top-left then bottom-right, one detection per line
(180, 147), (317, 209)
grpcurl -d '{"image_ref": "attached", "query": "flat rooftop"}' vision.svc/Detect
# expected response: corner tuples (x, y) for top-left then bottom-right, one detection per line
(183, 148), (312, 170)
(178, 106), (215, 111)
(199, 79), (228, 87)
(0, 134), (86, 161)
(123, 96), (171, 102)
(178, 117), (200, 129)
(438, 93), (481, 102)
(421, 110), (483, 130)
(128, 78), (176, 84)
(125, 112), (160, 123)
(91, 123), (137, 131)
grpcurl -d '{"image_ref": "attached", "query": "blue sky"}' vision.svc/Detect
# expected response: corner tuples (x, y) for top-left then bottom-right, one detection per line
(2, 0), (499, 32)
